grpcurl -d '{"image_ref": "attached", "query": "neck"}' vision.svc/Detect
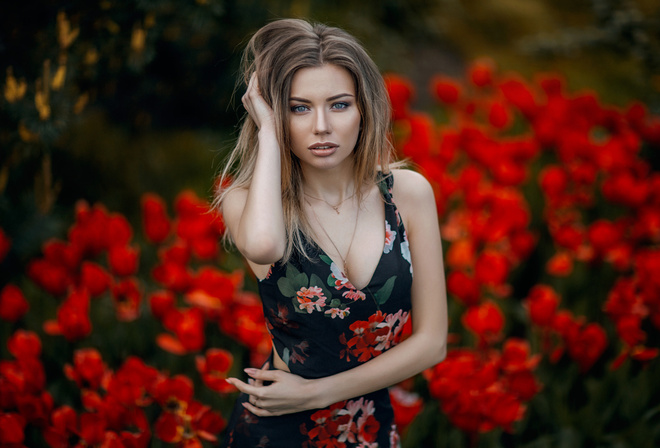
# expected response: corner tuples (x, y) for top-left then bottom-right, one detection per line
(301, 165), (357, 203)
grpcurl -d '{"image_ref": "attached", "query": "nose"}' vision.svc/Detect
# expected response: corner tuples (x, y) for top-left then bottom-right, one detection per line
(313, 109), (331, 135)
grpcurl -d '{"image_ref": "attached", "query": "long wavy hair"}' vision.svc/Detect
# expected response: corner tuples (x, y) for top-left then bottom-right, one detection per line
(215, 18), (397, 263)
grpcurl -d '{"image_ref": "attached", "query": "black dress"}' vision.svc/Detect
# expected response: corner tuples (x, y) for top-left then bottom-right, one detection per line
(222, 173), (413, 448)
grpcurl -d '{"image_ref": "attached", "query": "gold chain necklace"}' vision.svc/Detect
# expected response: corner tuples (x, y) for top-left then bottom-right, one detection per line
(303, 190), (357, 214)
(304, 198), (360, 276)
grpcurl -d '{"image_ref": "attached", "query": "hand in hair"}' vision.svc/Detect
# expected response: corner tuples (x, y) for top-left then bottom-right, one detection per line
(242, 73), (275, 132)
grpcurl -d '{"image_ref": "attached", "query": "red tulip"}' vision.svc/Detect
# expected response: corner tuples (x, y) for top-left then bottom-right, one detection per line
(7, 330), (41, 359)
(430, 75), (462, 104)
(546, 251), (574, 277)
(0, 284), (29, 322)
(0, 412), (25, 445)
(0, 228), (11, 262)
(64, 348), (108, 390)
(462, 301), (505, 346)
(525, 285), (560, 328)
(195, 348), (235, 393)
(446, 270), (480, 307)
(469, 58), (495, 88)
(27, 258), (72, 296)
(475, 250), (510, 286)
(142, 193), (172, 244)
(111, 278), (142, 321)
(108, 245), (139, 277)
(149, 290), (176, 320)
(79, 261), (111, 297)
(384, 73), (415, 120)
(566, 322), (608, 372)
(389, 386), (424, 430)
(587, 219), (623, 255)
(488, 102), (511, 130)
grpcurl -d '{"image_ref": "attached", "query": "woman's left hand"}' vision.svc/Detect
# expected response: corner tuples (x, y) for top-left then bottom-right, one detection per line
(226, 363), (321, 417)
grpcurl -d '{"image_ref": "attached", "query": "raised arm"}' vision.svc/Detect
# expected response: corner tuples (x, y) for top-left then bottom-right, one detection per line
(222, 74), (286, 267)
(228, 169), (448, 416)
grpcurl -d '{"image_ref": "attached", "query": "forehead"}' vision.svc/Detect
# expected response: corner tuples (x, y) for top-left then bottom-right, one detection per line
(290, 64), (355, 98)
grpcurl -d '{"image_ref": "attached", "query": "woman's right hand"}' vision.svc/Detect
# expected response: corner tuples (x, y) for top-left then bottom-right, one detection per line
(242, 73), (275, 132)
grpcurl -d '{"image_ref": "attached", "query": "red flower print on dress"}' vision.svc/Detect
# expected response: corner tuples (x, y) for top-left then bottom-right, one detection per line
(329, 262), (356, 291)
(325, 307), (351, 319)
(340, 310), (410, 362)
(268, 302), (299, 331)
(342, 289), (366, 302)
(297, 286), (327, 314)
(301, 398), (383, 448)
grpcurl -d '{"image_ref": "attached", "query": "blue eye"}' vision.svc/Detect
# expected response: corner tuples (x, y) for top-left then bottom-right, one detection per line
(290, 105), (309, 113)
(332, 102), (349, 110)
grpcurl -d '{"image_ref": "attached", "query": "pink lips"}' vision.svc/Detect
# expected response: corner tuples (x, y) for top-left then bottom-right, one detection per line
(308, 142), (338, 150)
(308, 142), (339, 156)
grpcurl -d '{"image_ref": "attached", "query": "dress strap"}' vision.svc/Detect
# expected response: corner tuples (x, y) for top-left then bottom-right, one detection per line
(377, 171), (395, 203)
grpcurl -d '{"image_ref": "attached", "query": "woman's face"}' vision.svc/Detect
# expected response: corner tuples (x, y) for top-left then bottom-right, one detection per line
(287, 64), (361, 173)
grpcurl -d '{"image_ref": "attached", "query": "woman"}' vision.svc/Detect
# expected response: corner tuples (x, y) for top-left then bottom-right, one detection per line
(217, 18), (447, 447)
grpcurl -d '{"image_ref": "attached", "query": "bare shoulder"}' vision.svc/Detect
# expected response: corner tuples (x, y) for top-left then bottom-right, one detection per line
(390, 168), (437, 231)
(390, 168), (435, 205)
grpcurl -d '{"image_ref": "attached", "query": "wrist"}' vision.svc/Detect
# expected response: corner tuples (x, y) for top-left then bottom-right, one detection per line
(305, 376), (332, 410)
(258, 124), (277, 139)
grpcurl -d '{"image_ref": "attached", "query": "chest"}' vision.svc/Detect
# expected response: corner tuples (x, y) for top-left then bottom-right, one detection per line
(305, 187), (387, 291)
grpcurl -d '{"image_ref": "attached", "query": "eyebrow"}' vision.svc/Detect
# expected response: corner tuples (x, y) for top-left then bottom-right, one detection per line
(288, 93), (354, 103)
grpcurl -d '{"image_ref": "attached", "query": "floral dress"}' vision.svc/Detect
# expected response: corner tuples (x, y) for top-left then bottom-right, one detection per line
(222, 173), (413, 448)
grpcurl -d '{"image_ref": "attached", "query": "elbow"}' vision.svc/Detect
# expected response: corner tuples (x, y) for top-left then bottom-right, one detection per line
(241, 235), (285, 265)
(435, 342), (447, 365)
(425, 333), (447, 368)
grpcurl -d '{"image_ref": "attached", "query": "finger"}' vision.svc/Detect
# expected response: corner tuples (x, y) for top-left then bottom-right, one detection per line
(255, 361), (271, 387)
(242, 401), (277, 417)
(226, 377), (260, 396)
(247, 73), (260, 98)
(244, 367), (279, 382)
(255, 361), (270, 387)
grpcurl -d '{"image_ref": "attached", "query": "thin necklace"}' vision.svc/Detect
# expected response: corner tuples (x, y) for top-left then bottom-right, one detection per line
(304, 190), (357, 214)
(305, 198), (360, 276)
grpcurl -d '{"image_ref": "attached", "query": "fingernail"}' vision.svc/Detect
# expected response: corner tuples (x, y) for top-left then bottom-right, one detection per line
(244, 368), (257, 375)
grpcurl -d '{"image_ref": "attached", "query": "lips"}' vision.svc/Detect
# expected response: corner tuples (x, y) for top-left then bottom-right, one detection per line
(308, 142), (338, 150)
(308, 142), (339, 157)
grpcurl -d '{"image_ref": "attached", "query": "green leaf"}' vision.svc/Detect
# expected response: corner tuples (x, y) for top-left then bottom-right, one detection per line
(320, 254), (333, 266)
(293, 272), (309, 288)
(278, 263), (309, 297)
(374, 276), (397, 306)
(327, 273), (337, 288)
(285, 262), (301, 278)
(277, 277), (297, 297)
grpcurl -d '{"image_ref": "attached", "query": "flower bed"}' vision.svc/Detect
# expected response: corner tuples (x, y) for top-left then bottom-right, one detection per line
(1, 60), (659, 447)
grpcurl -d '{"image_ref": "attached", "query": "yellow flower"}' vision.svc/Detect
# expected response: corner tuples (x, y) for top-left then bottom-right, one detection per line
(4, 67), (27, 103)
(57, 11), (79, 49)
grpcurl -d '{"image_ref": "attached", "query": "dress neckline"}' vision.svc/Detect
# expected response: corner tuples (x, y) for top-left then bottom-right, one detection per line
(305, 183), (391, 291)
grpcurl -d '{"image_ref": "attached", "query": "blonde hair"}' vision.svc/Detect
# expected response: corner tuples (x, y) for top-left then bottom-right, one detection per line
(215, 18), (397, 262)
